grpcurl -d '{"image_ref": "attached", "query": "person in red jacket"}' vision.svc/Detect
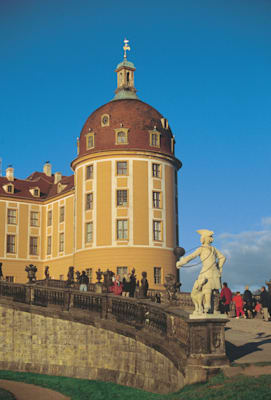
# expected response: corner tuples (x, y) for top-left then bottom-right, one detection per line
(220, 282), (232, 316)
(232, 291), (245, 318)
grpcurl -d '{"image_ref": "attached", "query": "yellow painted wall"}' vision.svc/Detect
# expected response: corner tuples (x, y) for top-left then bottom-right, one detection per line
(96, 161), (112, 246)
(65, 196), (74, 255)
(76, 167), (83, 250)
(165, 165), (175, 248)
(18, 204), (28, 259)
(133, 160), (149, 245)
(0, 202), (5, 256)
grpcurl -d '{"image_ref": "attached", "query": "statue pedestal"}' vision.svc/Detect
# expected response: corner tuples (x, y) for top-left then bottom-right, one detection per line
(94, 283), (103, 294)
(189, 312), (226, 320)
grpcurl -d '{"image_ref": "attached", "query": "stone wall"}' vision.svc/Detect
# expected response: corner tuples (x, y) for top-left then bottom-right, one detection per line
(0, 304), (184, 394)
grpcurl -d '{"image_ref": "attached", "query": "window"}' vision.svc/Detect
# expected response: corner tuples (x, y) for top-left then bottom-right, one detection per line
(47, 236), (52, 255)
(86, 165), (93, 180)
(117, 161), (127, 175)
(117, 220), (128, 240)
(30, 211), (39, 227)
(47, 210), (52, 226)
(86, 193), (93, 210)
(86, 133), (94, 149)
(152, 163), (161, 178)
(59, 232), (64, 252)
(117, 266), (128, 280)
(7, 185), (13, 193)
(153, 221), (162, 241)
(117, 190), (128, 207)
(7, 209), (16, 224)
(34, 189), (39, 197)
(59, 206), (65, 223)
(85, 222), (93, 243)
(101, 114), (110, 127)
(86, 268), (93, 282)
(154, 267), (162, 284)
(150, 132), (160, 148)
(7, 235), (15, 253)
(5, 276), (14, 283)
(152, 192), (161, 208)
(30, 236), (38, 255)
(116, 131), (128, 144)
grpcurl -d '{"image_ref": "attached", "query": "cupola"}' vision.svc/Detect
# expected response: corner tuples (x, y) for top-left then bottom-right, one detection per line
(113, 39), (138, 101)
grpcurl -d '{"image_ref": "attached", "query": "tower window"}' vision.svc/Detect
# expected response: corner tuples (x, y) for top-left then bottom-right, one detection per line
(47, 236), (52, 255)
(86, 222), (93, 243)
(115, 128), (128, 145)
(86, 193), (93, 210)
(154, 267), (162, 284)
(30, 236), (38, 255)
(152, 163), (161, 178)
(117, 190), (128, 207)
(117, 161), (128, 175)
(117, 220), (128, 240)
(101, 114), (110, 127)
(7, 235), (15, 253)
(152, 192), (161, 209)
(86, 133), (95, 149)
(127, 72), (130, 83)
(59, 232), (64, 252)
(86, 165), (94, 180)
(7, 209), (16, 225)
(150, 132), (160, 148)
(153, 221), (162, 241)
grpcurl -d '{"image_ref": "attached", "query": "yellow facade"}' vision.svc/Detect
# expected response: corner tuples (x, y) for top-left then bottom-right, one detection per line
(0, 55), (181, 290)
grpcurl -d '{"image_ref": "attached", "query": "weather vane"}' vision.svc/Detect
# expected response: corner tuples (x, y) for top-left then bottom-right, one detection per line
(123, 38), (130, 59)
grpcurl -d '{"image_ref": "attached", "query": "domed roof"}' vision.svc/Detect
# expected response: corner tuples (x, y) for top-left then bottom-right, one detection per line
(78, 99), (175, 157)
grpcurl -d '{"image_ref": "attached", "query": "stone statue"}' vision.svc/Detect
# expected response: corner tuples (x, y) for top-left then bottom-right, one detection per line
(44, 266), (50, 280)
(67, 266), (75, 287)
(176, 230), (226, 316)
(0, 263), (3, 281)
(139, 272), (149, 298)
(75, 270), (81, 282)
(96, 268), (103, 283)
(164, 274), (182, 302)
(25, 264), (37, 284)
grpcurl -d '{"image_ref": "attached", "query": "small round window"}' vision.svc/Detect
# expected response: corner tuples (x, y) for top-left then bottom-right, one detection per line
(101, 114), (109, 126)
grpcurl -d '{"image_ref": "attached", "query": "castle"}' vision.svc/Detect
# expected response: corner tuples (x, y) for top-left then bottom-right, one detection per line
(0, 42), (182, 289)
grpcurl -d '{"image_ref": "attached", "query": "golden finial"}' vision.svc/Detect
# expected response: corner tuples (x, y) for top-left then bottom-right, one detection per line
(123, 38), (131, 59)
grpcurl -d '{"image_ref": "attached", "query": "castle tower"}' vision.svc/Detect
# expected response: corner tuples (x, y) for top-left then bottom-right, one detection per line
(71, 40), (182, 288)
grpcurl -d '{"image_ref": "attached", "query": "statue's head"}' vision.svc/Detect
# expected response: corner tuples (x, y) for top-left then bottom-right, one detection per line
(197, 229), (214, 245)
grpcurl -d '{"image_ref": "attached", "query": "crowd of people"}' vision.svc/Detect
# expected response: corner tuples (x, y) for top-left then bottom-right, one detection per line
(220, 282), (271, 321)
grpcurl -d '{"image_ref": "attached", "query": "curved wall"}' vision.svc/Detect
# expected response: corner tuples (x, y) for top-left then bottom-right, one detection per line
(0, 304), (184, 394)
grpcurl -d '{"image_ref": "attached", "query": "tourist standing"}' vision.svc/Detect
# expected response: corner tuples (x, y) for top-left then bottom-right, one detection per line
(243, 286), (253, 319)
(220, 282), (232, 316)
(110, 274), (123, 295)
(79, 271), (89, 292)
(260, 286), (270, 322)
(232, 292), (245, 319)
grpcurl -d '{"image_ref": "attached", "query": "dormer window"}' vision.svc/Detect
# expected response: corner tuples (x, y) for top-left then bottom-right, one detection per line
(161, 118), (168, 129)
(3, 183), (14, 194)
(101, 114), (110, 127)
(115, 128), (128, 145)
(86, 132), (95, 149)
(149, 131), (160, 148)
(30, 187), (40, 197)
(57, 183), (67, 194)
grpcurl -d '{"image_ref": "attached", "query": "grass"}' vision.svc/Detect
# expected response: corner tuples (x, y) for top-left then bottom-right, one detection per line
(0, 370), (271, 400)
(0, 388), (15, 400)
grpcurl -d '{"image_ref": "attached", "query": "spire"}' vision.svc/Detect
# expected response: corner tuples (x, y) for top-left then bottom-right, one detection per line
(113, 39), (138, 101)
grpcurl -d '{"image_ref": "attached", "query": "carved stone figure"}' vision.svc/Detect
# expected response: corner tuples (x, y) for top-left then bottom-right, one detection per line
(164, 273), (182, 302)
(177, 230), (226, 315)
(75, 271), (81, 282)
(96, 268), (103, 283)
(67, 266), (75, 287)
(139, 272), (149, 298)
(44, 266), (50, 280)
(0, 263), (3, 281)
(103, 269), (115, 292)
(25, 264), (37, 284)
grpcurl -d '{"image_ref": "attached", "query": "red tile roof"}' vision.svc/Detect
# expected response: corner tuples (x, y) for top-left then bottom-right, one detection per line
(0, 172), (74, 201)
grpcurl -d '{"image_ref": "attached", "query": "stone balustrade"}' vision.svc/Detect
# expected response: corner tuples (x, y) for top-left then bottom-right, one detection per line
(0, 281), (229, 393)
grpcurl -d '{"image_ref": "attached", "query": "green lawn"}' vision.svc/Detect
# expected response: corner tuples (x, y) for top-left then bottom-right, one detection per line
(0, 370), (271, 400)
(0, 388), (15, 400)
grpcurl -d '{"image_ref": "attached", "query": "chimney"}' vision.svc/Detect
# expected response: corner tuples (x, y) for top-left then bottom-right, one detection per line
(54, 172), (62, 184)
(43, 161), (52, 177)
(6, 165), (14, 181)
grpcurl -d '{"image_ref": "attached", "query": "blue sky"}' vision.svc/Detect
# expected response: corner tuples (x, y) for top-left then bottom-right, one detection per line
(1, 0), (271, 291)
